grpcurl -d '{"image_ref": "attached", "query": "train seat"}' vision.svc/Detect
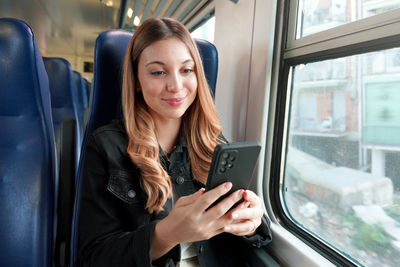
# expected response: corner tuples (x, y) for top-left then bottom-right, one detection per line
(43, 57), (84, 267)
(70, 30), (132, 265)
(43, 57), (82, 170)
(195, 38), (218, 97)
(70, 30), (219, 265)
(0, 17), (57, 267)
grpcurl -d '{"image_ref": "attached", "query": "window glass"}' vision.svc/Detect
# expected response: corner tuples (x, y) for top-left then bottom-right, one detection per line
(298, 0), (400, 37)
(283, 47), (400, 266)
(190, 16), (215, 43)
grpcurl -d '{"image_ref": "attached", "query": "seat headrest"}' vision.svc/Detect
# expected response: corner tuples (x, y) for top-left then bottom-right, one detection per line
(43, 57), (82, 142)
(43, 58), (76, 109)
(0, 18), (51, 119)
(86, 30), (133, 136)
(195, 38), (218, 97)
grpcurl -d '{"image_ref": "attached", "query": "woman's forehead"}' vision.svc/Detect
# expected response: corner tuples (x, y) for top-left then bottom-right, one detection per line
(139, 38), (194, 65)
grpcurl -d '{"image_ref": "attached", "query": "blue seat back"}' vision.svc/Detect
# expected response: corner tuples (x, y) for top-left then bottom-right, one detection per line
(84, 30), (132, 137)
(73, 70), (87, 133)
(70, 30), (132, 264)
(70, 30), (218, 265)
(83, 78), (91, 109)
(195, 38), (218, 97)
(43, 57), (82, 170)
(0, 18), (57, 267)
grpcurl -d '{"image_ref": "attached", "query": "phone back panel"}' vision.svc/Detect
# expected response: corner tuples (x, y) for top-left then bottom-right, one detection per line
(206, 141), (261, 192)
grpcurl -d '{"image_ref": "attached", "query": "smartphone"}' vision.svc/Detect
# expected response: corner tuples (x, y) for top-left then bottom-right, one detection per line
(205, 141), (261, 206)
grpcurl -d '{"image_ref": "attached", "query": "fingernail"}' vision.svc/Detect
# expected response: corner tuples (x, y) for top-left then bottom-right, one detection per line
(238, 189), (244, 196)
(199, 188), (205, 194)
(224, 225), (231, 231)
(225, 182), (232, 190)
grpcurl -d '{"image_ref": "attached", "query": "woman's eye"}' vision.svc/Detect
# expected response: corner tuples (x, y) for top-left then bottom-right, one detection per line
(150, 70), (165, 76)
(183, 68), (194, 74)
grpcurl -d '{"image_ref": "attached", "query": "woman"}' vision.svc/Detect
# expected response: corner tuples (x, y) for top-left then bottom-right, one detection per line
(76, 17), (271, 267)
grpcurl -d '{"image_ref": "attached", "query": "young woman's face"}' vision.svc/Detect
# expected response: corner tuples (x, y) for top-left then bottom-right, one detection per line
(137, 37), (197, 122)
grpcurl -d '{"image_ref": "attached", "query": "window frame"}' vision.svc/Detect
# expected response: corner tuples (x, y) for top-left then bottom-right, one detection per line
(188, 9), (215, 34)
(287, 5), (400, 64)
(266, 0), (400, 266)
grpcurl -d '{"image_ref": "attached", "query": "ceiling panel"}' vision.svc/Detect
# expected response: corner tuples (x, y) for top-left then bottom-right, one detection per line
(122, 0), (211, 30)
(0, 0), (121, 58)
(0, 0), (211, 59)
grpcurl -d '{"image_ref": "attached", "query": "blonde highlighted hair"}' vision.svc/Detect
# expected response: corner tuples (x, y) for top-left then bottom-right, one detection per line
(122, 17), (222, 213)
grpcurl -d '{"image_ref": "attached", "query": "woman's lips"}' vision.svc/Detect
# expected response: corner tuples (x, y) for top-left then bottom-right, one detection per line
(164, 97), (185, 106)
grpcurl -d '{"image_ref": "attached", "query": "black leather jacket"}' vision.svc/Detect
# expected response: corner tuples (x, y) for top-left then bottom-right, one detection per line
(75, 121), (272, 267)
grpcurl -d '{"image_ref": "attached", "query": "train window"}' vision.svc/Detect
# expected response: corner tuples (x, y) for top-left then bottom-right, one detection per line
(272, 0), (400, 266)
(190, 16), (215, 43)
(297, 0), (400, 38)
(282, 48), (400, 266)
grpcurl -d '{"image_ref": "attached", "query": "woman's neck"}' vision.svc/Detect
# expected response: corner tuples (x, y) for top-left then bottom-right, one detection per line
(154, 116), (182, 155)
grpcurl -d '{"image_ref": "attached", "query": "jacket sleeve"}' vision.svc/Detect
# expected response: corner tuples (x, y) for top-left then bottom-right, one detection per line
(240, 214), (272, 248)
(75, 135), (179, 267)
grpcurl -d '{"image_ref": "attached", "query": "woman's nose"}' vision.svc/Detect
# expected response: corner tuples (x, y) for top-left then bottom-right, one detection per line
(166, 72), (182, 92)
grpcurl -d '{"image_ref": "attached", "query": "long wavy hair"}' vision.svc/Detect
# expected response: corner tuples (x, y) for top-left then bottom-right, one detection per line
(122, 17), (223, 213)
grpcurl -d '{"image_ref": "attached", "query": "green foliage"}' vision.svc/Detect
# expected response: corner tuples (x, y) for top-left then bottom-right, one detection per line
(384, 204), (400, 222)
(353, 224), (392, 253)
(344, 210), (393, 253)
(343, 211), (362, 225)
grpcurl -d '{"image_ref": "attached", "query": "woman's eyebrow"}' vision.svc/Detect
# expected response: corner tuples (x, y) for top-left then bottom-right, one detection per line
(183, 59), (194, 64)
(145, 59), (194, 67)
(145, 60), (165, 67)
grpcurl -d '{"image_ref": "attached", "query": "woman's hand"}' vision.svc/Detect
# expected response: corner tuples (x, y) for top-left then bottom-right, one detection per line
(151, 182), (245, 259)
(223, 190), (264, 236)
